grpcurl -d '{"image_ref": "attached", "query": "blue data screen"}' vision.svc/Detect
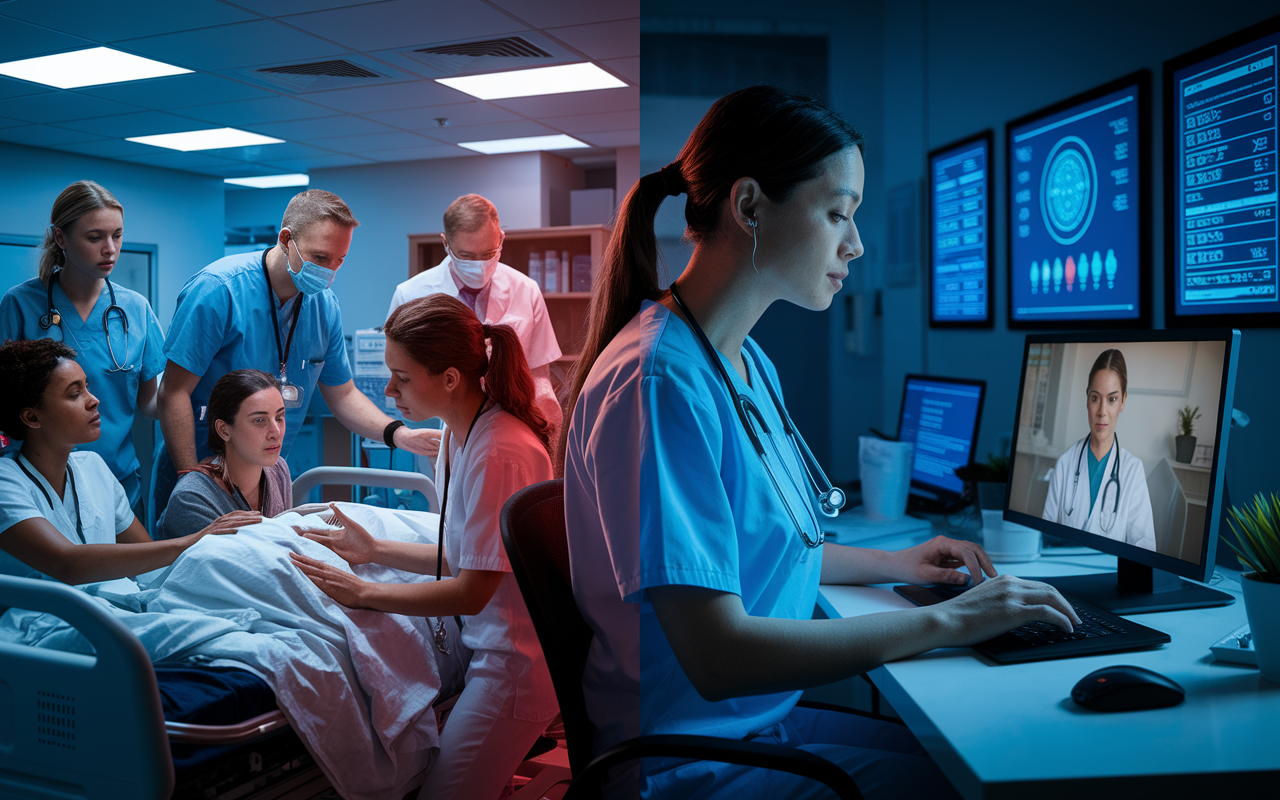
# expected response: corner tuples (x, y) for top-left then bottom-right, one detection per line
(899, 379), (983, 496)
(1009, 85), (1142, 322)
(931, 139), (990, 322)
(1172, 34), (1279, 318)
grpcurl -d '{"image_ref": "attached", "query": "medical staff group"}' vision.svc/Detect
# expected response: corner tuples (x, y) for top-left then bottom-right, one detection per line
(0, 86), (1092, 800)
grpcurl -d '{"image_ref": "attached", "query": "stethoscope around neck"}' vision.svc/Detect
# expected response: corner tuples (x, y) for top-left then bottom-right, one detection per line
(669, 286), (844, 548)
(39, 270), (132, 372)
(1064, 433), (1121, 533)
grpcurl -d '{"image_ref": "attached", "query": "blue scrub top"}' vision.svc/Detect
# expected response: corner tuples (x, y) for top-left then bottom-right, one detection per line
(0, 276), (165, 507)
(163, 249), (351, 461)
(565, 300), (823, 753)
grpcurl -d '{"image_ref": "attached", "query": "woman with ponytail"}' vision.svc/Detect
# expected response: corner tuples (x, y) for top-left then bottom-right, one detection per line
(291, 293), (555, 800)
(562, 86), (1079, 799)
(0, 180), (166, 517)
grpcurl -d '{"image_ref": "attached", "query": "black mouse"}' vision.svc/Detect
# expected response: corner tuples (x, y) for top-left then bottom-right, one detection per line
(1071, 665), (1185, 712)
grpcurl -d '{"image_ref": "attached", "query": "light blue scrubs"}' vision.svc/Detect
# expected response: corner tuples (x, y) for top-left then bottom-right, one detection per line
(565, 300), (951, 799)
(0, 276), (165, 508)
(163, 249), (351, 462)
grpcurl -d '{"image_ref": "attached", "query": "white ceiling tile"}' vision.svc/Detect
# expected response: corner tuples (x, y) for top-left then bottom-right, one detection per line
(358, 144), (473, 162)
(546, 19), (639, 60)
(489, 0), (639, 28)
(303, 80), (463, 113)
(577, 129), (639, 148)
(0, 116), (27, 129)
(179, 96), (339, 126)
(0, 124), (107, 146)
(0, 16), (98, 61)
(541, 109), (638, 133)
(232, 1), (388, 14)
(250, 115), (397, 140)
(490, 85), (638, 117)
(0, 0), (255, 42)
(307, 130), (438, 152)
(426, 119), (558, 144)
(599, 56), (638, 83)
(116, 20), (352, 72)
(204, 141), (343, 162)
(53, 110), (215, 137)
(363, 102), (522, 130)
(281, 0), (524, 53)
(0, 75), (52, 101)
(0, 91), (144, 124)
(77, 73), (276, 108)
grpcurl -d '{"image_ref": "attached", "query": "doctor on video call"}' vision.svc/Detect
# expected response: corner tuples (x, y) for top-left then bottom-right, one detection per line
(1042, 348), (1156, 551)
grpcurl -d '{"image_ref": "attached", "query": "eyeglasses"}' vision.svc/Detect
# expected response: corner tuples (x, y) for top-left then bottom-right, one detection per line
(447, 234), (505, 261)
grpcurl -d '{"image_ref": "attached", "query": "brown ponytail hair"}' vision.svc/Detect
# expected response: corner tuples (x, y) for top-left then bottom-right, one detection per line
(558, 85), (865, 468)
(384, 295), (551, 454)
(40, 180), (124, 287)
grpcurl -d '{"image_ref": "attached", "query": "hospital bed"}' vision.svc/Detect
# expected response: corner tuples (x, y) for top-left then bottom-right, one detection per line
(0, 467), (442, 800)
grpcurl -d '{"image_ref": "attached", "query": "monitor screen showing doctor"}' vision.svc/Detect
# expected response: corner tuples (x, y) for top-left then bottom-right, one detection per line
(1008, 339), (1225, 561)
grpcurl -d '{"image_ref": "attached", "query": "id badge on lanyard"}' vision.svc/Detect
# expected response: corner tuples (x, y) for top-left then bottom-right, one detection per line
(266, 258), (305, 408)
(279, 370), (304, 408)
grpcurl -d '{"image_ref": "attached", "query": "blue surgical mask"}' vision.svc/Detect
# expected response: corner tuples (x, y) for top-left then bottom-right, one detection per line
(447, 245), (501, 290)
(284, 233), (336, 295)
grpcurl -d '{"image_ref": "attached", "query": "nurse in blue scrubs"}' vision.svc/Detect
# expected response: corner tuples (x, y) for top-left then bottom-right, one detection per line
(0, 181), (164, 516)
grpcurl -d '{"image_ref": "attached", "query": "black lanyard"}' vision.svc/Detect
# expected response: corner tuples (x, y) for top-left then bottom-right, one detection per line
(263, 254), (303, 379)
(431, 399), (490, 655)
(17, 455), (86, 545)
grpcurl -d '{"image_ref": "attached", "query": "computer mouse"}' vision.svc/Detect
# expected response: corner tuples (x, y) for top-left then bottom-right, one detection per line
(1071, 665), (1185, 712)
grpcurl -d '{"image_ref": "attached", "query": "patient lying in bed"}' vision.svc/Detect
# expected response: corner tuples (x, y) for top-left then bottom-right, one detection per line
(1, 503), (466, 800)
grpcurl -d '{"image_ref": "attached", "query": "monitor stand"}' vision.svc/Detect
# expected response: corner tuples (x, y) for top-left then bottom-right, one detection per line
(1042, 558), (1234, 614)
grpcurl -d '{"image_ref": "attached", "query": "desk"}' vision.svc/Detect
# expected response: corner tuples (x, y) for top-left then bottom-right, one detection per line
(817, 523), (1280, 799)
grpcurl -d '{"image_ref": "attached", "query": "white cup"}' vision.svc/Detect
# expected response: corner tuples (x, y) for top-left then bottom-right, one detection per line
(859, 437), (914, 519)
(982, 512), (1041, 562)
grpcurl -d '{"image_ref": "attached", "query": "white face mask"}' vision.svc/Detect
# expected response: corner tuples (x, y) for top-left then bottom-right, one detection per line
(447, 242), (501, 289)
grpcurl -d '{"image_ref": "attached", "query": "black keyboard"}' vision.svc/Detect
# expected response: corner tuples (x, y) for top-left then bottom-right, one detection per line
(895, 582), (1169, 664)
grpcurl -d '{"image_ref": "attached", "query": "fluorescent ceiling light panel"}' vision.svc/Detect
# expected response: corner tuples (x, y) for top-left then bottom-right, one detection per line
(437, 62), (626, 100)
(0, 47), (191, 89)
(224, 174), (310, 189)
(127, 128), (284, 152)
(458, 134), (590, 154)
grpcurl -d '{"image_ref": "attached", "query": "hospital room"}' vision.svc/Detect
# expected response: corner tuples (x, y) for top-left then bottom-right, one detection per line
(0, 1), (1277, 799)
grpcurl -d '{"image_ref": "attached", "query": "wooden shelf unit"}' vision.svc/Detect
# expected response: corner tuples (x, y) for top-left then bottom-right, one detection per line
(408, 224), (610, 359)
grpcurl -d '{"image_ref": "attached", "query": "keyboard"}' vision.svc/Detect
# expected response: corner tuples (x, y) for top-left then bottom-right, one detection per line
(895, 582), (1171, 664)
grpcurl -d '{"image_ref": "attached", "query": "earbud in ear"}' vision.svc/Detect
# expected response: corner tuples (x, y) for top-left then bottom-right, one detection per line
(747, 217), (758, 229)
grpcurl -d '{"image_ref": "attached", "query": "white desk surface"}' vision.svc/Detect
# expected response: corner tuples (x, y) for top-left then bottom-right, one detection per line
(818, 521), (1280, 799)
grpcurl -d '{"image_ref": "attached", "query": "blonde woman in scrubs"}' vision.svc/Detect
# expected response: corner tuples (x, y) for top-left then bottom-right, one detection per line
(0, 180), (165, 517)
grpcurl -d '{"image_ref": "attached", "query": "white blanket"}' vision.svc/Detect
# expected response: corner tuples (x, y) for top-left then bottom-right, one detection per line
(1, 504), (466, 800)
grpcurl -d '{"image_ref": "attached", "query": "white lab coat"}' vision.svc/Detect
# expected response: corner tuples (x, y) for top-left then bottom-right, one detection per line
(1042, 438), (1156, 552)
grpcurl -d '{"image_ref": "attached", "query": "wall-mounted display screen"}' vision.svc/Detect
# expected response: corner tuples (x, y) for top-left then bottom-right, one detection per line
(929, 131), (993, 327)
(1165, 14), (1280, 327)
(1006, 72), (1150, 328)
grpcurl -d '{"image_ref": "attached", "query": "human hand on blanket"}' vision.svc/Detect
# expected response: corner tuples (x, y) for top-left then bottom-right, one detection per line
(293, 503), (378, 565)
(290, 551), (370, 608)
(196, 509), (262, 538)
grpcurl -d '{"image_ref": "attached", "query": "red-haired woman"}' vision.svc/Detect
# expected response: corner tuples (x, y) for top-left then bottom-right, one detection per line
(291, 294), (554, 800)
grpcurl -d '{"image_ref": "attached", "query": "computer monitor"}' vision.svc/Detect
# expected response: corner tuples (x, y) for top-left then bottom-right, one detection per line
(897, 375), (986, 506)
(1005, 329), (1240, 614)
(1164, 14), (1280, 327)
(929, 130), (994, 328)
(1006, 71), (1151, 329)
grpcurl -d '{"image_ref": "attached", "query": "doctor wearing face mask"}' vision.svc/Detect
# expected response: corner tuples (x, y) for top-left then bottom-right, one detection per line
(388, 195), (563, 449)
(1042, 348), (1156, 551)
(155, 190), (438, 536)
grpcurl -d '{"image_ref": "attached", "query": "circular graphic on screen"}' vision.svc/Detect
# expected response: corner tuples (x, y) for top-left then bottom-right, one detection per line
(1039, 135), (1097, 246)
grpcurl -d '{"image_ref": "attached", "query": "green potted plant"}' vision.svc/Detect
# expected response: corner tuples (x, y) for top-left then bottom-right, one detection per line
(1224, 492), (1280, 683)
(1175, 405), (1200, 463)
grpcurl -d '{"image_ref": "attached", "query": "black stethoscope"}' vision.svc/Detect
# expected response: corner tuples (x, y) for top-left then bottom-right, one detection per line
(39, 271), (133, 373)
(669, 287), (844, 548)
(1064, 433), (1120, 533)
(17, 455), (86, 545)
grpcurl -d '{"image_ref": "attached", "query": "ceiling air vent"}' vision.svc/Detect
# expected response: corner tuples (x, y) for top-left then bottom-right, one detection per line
(251, 59), (384, 91)
(407, 37), (556, 75)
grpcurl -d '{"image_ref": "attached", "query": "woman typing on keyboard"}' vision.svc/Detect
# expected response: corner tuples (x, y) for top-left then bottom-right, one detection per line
(561, 85), (1082, 800)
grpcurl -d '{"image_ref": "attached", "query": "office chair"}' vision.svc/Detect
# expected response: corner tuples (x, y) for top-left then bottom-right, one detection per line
(500, 479), (865, 800)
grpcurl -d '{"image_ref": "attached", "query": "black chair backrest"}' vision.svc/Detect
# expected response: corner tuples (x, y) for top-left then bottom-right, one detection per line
(500, 479), (599, 775)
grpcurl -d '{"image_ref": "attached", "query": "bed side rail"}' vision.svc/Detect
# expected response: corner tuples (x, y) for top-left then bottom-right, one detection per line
(0, 575), (173, 800)
(292, 466), (438, 510)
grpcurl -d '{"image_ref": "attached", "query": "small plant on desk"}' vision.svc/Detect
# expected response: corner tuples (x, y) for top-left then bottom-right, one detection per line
(1175, 405), (1201, 463)
(1225, 492), (1280, 683)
